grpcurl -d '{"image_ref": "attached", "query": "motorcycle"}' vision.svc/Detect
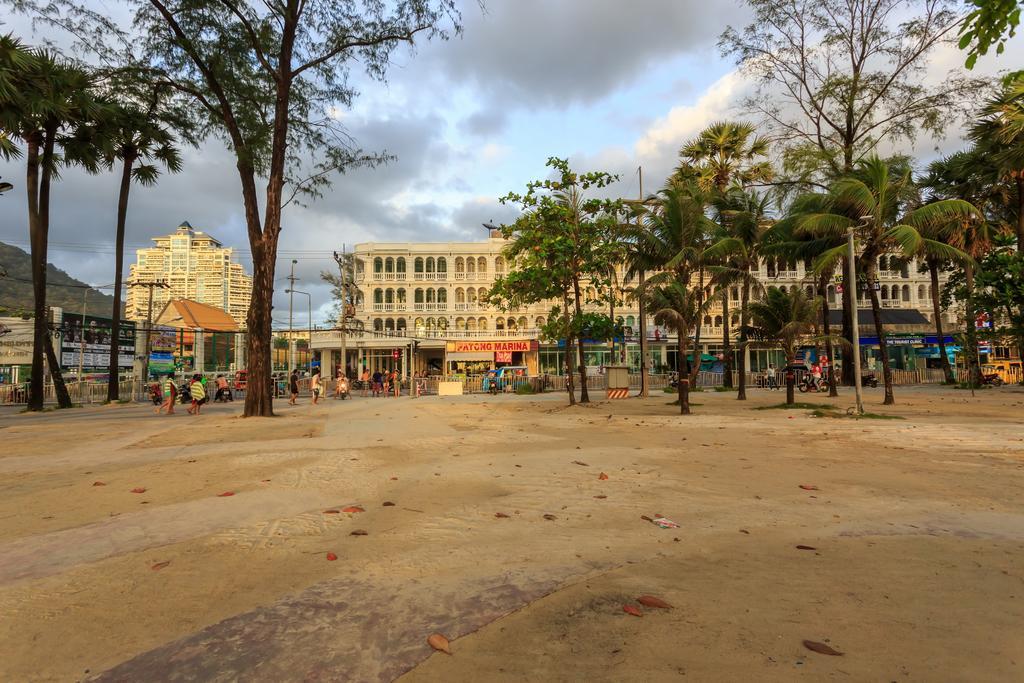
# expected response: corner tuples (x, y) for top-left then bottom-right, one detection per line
(981, 372), (1004, 387)
(178, 381), (192, 404)
(861, 372), (879, 388)
(798, 374), (830, 393)
(149, 382), (163, 405)
(336, 376), (351, 399)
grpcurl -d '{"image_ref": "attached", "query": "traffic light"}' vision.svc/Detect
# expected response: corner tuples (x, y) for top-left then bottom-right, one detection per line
(392, 348), (399, 359)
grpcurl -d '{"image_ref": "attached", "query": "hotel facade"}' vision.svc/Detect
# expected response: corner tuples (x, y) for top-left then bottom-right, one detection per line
(311, 226), (958, 380)
(126, 222), (253, 328)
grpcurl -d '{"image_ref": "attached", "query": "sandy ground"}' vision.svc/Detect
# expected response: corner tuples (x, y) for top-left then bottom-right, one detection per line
(0, 384), (1022, 682)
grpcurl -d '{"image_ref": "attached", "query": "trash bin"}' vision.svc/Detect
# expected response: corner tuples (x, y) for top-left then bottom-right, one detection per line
(605, 365), (629, 399)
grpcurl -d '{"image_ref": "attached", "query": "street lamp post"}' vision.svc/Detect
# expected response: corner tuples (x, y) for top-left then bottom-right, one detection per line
(848, 223), (866, 415)
(286, 288), (312, 375)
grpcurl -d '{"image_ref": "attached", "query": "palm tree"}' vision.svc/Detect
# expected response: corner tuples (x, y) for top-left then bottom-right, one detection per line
(0, 35), (103, 410)
(796, 157), (980, 404)
(922, 151), (995, 384)
(705, 189), (770, 399)
(631, 180), (719, 413)
(680, 121), (773, 388)
(746, 287), (818, 405)
(97, 94), (184, 402)
(765, 191), (846, 398)
(648, 281), (715, 415)
(970, 72), (1024, 252)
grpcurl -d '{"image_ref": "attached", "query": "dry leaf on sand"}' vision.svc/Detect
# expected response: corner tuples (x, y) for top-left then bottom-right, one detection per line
(428, 633), (451, 654)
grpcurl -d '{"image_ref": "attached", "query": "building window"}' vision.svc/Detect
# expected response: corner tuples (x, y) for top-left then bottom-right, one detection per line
(437, 257), (447, 274)
(414, 257), (424, 274)
(374, 257), (383, 274)
(396, 257), (406, 274)
(477, 257), (487, 274)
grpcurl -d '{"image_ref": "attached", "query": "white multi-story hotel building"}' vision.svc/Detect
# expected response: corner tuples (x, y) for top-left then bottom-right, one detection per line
(126, 222), (253, 327)
(310, 226), (954, 379)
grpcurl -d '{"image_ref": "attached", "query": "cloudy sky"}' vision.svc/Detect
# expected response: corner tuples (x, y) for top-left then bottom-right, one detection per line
(1, 1), (1020, 328)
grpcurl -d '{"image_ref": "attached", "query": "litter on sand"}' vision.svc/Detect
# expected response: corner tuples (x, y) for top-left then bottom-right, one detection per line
(652, 516), (680, 529)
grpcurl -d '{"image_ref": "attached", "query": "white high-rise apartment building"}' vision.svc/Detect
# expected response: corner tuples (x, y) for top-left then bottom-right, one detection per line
(126, 222), (253, 327)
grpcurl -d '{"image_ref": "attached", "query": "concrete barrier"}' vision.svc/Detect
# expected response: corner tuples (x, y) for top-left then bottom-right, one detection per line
(437, 381), (463, 396)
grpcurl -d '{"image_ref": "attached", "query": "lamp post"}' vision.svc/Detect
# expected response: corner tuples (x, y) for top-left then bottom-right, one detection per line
(848, 219), (870, 416)
(286, 288), (312, 375)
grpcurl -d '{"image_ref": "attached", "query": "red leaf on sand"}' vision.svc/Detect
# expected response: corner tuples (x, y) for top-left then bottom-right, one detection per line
(342, 506), (365, 513)
(323, 509), (340, 514)
(217, 491), (235, 497)
(594, 495), (607, 499)
(495, 512), (510, 518)
(326, 552), (338, 561)
(799, 484), (819, 491)
(598, 472), (609, 480)
(390, 477), (398, 480)
(150, 561), (170, 570)
(803, 640), (843, 656)
(623, 604), (642, 617)
(637, 595), (672, 609)
(427, 633), (451, 654)
(92, 481), (106, 487)
(130, 487), (146, 494)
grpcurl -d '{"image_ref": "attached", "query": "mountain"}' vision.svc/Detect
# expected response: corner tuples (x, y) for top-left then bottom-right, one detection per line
(0, 241), (120, 318)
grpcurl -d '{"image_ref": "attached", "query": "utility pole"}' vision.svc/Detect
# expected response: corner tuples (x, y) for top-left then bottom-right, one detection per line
(847, 227), (865, 415)
(128, 278), (170, 397)
(287, 259), (299, 372)
(77, 287), (87, 394)
(332, 247), (349, 380)
(637, 165), (649, 398)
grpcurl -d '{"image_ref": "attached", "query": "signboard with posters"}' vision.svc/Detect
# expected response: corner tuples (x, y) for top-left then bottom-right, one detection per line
(60, 315), (136, 369)
(494, 351), (513, 363)
(148, 326), (179, 374)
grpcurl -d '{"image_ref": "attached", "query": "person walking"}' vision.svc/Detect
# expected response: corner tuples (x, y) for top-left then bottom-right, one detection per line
(289, 368), (300, 405)
(361, 368), (370, 397)
(372, 369), (382, 397)
(187, 374), (206, 415)
(156, 373), (176, 414)
(310, 369), (321, 405)
(766, 364), (777, 390)
(392, 369), (401, 397)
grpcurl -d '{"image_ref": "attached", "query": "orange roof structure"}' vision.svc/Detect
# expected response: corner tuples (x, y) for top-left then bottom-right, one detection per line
(154, 299), (240, 332)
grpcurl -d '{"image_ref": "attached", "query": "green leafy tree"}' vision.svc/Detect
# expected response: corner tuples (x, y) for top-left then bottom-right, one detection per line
(745, 286), (818, 405)
(796, 157), (979, 404)
(12, 0), (463, 416)
(970, 72), (1024, 252)
(972, 243), (1024, 373)
(647, 281), (716, 414)
(959, 0), (1022, 68)
(488, 157), (622, 405)
(0, 34), (102, 410)
(925, 150), (996, 384)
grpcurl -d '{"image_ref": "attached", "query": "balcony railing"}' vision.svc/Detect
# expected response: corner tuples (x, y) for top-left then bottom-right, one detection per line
(310, 327), (541, 346)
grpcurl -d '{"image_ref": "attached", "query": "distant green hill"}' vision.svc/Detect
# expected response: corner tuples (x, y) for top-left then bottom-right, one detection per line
(0, 241), (120, 318)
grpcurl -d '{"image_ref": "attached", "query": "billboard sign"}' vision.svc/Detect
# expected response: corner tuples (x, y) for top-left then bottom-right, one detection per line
(61, 315), (136, 369)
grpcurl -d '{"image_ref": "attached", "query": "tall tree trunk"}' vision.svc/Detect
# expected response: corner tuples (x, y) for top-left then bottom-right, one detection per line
(840, 255), (855, 386)
(737, 280), (750, 400)
(562, 292), (576, 406)
(866, 265), (895, 405)
(721, 293), (732, 388)
(243, 236), (278, 416)
(785, 347), (796, 405)
(107, 154), (134, 402)
(819, 272), (838, 398)
(964, 261), (980, 387)
(44, 333), (71, 407)
(637, 269), (648, 397)
(678, 330), (690, 415)
(26, 135), (46, 411)
(573, 277), (588, 403)
(928, 262), (955, 384)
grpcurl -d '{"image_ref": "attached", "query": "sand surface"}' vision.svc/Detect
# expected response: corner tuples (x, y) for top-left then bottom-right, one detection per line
(0, 385), (1022, 681)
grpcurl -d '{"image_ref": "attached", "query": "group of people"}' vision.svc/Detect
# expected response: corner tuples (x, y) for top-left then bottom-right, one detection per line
(361, 368), (402, 398)
(155, 373), (232, 416)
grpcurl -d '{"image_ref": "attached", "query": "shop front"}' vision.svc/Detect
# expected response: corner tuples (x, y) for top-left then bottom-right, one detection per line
(445, 339), (538, 376)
